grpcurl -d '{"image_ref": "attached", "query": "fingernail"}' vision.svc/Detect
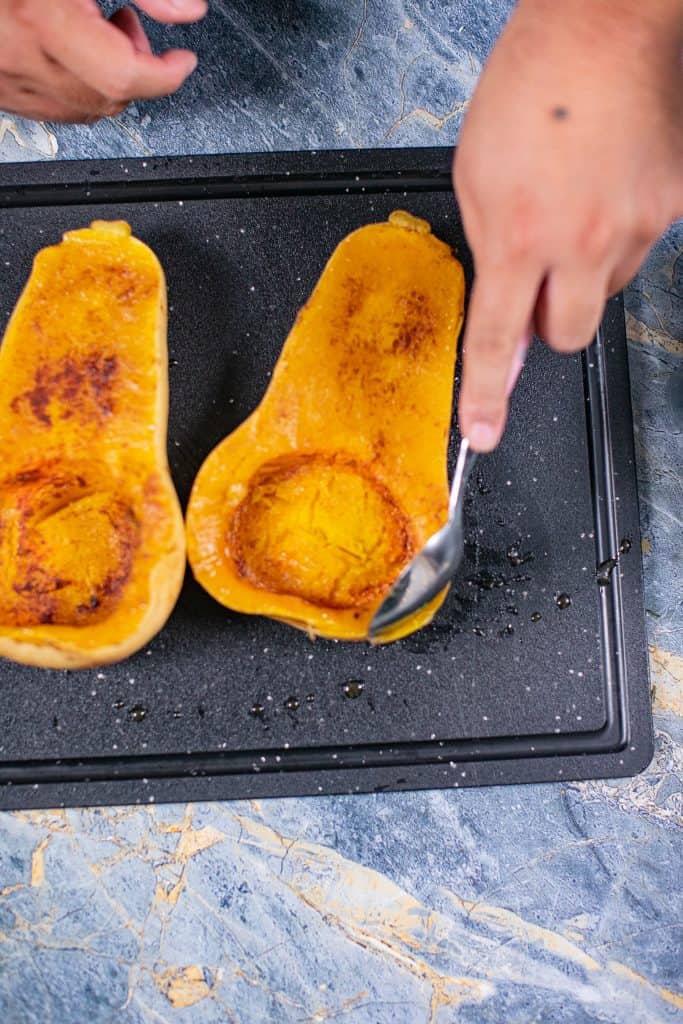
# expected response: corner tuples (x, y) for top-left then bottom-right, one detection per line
(468, 422), (499, 451)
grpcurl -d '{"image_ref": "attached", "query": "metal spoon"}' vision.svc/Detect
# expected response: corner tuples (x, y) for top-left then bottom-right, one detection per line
(368, 437), (478, 641)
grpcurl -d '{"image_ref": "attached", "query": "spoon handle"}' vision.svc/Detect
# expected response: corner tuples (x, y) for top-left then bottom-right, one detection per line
(447, 437), (478, 520)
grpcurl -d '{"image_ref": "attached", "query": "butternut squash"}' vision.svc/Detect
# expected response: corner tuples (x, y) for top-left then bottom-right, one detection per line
(187, 211), (465, 641)
(0, 221), (185, 669)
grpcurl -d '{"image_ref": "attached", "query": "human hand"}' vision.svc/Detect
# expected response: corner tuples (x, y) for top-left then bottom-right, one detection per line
(0, 0), (207, 123)
(453, 0), (683, 452)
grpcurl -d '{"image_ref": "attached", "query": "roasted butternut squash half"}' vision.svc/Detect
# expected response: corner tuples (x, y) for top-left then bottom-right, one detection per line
(0, 221), (185, 669)
(187, 211), (465, 641)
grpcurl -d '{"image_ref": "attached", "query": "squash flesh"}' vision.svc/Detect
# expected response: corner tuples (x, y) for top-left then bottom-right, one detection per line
(187, 212), (465, 641)
(231, 452), (413, 609)
(0, 221), (185, 668)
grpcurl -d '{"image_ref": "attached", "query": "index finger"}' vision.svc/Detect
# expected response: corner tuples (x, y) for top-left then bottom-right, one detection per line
(458, 263), (540, 451)
(43, 4), (197, 103)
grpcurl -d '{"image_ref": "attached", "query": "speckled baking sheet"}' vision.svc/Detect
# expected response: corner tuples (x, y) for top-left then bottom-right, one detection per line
(0, 148), (652, 808)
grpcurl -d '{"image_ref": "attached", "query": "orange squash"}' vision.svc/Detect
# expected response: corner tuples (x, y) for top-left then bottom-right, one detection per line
(187, 211), (465, 641)
(0, 221), (185, 669)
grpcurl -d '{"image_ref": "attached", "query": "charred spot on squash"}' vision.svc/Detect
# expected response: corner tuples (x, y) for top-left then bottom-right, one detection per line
(102, 263), (157, 309)
(391, 290), (435, 355)
(0, 463), (140, 628)
(342, 276), (366, 321)
(229, 453), (414, 610)
(11, 352), (119, 427)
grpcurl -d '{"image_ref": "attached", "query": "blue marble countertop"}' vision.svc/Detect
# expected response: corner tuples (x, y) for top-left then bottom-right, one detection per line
(1, 2), (681, 1021)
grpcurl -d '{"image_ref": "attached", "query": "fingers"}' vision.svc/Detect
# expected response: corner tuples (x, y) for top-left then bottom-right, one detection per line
(0, 51), (125, 121)
(0, 0), (200, 123)
(133, 0), (208, 24)
(458, 265), (541, 451)
(110, 8), (153, 56)
(42, 4), (197, 105)
(534, 268), (608, 353)
(0, 88), (101, 123)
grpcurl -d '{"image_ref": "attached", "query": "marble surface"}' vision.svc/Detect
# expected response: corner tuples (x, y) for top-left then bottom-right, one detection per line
(0, 2), (681, 1021)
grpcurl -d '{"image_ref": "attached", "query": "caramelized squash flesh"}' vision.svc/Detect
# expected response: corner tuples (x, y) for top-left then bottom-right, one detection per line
(187, 212), (465, 641)
(230, 452), (413, 610)
(0, 221), (185, 668)
(0, 461), (139, 629)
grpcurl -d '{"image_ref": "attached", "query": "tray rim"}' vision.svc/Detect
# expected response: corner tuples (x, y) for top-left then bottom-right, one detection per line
(0, 147), (653, 806)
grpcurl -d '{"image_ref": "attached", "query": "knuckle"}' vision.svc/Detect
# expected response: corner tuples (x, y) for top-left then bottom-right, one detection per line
(504, 188), (544, 261)
(506, 224), (541, 262)
(576, 210), (619, 264)
(12, 0), (39, 30)
(460, 389), (500, 417)
(479, 220), (543, 266)
(469, 331), (511, 364)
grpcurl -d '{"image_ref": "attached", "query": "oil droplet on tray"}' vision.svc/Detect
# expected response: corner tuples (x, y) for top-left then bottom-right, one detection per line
(596, 538), (631, 586)
(531, 611), (542, 623)
(556, 593), (572, 610)
(343, 680), (364, 699)
(129, 704), (147, 723)
(285, 696), (300, 711)
(507, 543), (534, 568)
(596, 557), (618, 587)
(250, 703), (265, 718)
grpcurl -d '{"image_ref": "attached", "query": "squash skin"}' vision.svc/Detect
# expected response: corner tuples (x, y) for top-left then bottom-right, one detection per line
(0, 221), (186, 669)
(187, 212), (465, 641)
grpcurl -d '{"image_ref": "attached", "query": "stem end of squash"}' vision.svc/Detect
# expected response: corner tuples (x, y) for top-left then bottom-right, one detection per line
(388, 210), (432, 234)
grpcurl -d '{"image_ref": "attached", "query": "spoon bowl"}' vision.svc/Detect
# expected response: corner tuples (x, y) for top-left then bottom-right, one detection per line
(369, 438), (477, 641)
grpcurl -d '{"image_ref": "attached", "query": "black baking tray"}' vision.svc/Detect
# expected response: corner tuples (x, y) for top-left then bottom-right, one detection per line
(0, 148), (652, 809)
